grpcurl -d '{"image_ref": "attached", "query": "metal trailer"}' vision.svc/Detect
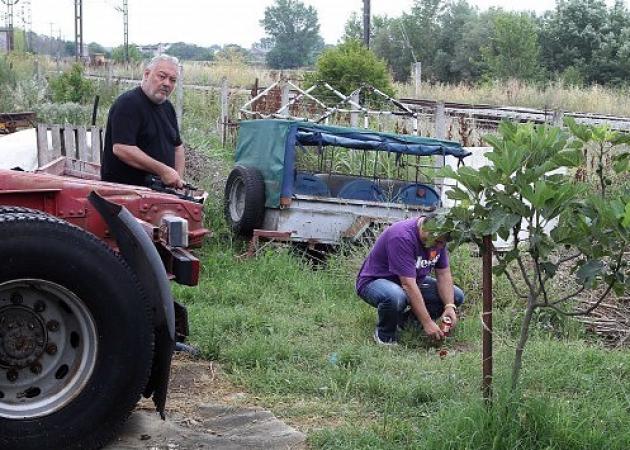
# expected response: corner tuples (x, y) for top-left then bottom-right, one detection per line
(224, 119), (470, 247)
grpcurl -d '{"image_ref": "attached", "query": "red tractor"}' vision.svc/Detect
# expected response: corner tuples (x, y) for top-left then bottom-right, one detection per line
(0, 166), (209, 450)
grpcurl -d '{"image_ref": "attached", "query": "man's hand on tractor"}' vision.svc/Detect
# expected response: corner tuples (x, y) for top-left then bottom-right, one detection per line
(160, 166), (184, 188)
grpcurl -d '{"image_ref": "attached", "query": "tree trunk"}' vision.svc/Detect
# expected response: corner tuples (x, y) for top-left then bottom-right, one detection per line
(511, 297), (536, 391)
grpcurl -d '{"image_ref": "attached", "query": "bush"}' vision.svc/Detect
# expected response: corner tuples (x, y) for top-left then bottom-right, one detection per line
(34, 102), (92, 125)
(49, 64), (95, 104)
(304, 39), (395, 100)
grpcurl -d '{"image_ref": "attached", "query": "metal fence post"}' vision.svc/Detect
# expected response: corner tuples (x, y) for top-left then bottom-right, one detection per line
(106, 63), (112, 86)
(413, 62), (422, 99)
(552, 108), (564, 127)
(482, 235), (493, 405)
(350, 92), (360, 128)
(281, 81), (290, 115)
(435, 101), (446, 140)
(220, 77), (229, 147)
(434, 101), (447, 197)
(175, 63), (184, 128)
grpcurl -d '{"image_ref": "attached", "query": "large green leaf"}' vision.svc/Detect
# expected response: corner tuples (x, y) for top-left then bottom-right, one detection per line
(493, 192), (531, 217)
(552, 148), (584, 168)
(446, 186), (470, 201)
(456, 166), (484, 195)
(575, 260), (605, 285)
(564, 116), (592, 142)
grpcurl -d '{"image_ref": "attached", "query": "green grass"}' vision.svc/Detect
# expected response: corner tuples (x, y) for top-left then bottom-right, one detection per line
(175, 199), (630, 449)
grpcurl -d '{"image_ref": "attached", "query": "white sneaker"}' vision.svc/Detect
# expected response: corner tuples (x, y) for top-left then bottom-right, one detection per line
(373, 329), (398, 347)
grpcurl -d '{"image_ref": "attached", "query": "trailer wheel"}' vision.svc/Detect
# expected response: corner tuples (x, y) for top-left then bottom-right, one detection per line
(224, 165), (266, 237)
(0, 213), (154, 450)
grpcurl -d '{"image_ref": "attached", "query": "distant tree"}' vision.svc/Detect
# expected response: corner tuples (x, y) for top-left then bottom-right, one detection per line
(87, 42), (108, 57)
(369, 0), (446, 82)
(371, 17), (413, 82)
(110, 45), (144, 63)
(343, 11), (363, 41)
(63, 41), (76, 58)
(214, 44), (251, 63)
(480, 11), (543, 81)
(261, 0), (325, 69)
(588, 0), (630, 84)
(252, 37), (275, 53)
(304, 39), (395, 98)
(434, 0), (481, 82)
(539, 0), (609, 82)
(167, 42), (214, 61)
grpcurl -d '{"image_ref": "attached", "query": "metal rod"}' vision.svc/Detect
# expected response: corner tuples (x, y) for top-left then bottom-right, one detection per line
(91, 95), (99, 126)
(240, 80), (279, 112)
(482, 235), (493, 404)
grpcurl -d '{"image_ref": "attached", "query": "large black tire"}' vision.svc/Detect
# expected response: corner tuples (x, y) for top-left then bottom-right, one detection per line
(224, 165), (266, 237)
(0, 206), (44, 215)
(0, 212), (154, 450)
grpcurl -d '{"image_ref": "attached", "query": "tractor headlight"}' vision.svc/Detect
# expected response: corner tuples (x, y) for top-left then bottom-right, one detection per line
(161, 216), (189, 248)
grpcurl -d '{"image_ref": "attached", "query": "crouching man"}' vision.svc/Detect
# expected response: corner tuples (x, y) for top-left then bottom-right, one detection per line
(356, 216), (464, 346)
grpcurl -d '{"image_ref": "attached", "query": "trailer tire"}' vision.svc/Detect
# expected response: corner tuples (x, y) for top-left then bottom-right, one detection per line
(224, 165), (266, 237)
(0, 213), (154, 450)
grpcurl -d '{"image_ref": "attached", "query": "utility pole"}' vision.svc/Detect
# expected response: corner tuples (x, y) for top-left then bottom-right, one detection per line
(48, 21), (54, 56)
(1, 0), (20, 53)
(115, 0), (129, 63)
(362, 0), (370, 49)
(123, 0), (128, 63)
(19, 0), (30, 52)
(74, 0), (83, 61)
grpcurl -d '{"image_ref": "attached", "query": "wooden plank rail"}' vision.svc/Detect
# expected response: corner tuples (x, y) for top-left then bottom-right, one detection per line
(36, 124), (104, 168)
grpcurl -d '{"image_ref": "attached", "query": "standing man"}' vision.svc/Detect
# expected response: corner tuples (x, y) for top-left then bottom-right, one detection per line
(101, 54), (184, 188)
(356, 216), (465, 346)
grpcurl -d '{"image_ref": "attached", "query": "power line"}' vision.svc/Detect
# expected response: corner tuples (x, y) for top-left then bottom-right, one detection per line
(399, 18), (417, 63)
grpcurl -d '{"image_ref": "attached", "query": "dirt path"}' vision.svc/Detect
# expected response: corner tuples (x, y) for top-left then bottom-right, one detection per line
(106, 354), (305, 449)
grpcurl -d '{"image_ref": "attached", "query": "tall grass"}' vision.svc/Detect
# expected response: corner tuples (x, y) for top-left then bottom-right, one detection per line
(398, 78), (630, 116)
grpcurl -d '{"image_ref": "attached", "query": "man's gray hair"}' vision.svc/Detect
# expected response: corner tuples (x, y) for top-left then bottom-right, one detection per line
(146, 54), (179, 70)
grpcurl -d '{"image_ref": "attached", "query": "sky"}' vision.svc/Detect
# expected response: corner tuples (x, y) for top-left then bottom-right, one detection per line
(16, 0), (621, 49)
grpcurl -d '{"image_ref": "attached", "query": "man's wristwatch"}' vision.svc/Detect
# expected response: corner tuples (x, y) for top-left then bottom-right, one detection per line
(444, 303), (457, 310)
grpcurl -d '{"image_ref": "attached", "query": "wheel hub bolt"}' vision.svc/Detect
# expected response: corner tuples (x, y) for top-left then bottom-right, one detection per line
(30, 363), (42, 375)
(46, 343), (57, 355)
(10, 293), (23, 305)
(46, 320), (60, 332)
(6, 369), (18, 382)
(34, 301), (46, 312)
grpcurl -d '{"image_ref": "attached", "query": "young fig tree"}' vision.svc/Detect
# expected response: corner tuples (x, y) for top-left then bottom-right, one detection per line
(429, 121), (629, 390)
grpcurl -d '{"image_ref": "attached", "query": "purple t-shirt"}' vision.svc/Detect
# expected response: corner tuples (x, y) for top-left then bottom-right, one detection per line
(356, 217), (449, 295)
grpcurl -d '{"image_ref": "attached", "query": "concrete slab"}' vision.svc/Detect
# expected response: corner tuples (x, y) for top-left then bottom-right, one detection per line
(106, 404), (305, 450)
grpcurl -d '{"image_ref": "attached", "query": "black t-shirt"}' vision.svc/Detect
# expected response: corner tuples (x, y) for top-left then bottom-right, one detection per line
(101, 86), (182, 186)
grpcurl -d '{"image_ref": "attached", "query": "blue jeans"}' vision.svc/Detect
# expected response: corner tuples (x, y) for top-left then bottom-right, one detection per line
(359, 277), (465, 341)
